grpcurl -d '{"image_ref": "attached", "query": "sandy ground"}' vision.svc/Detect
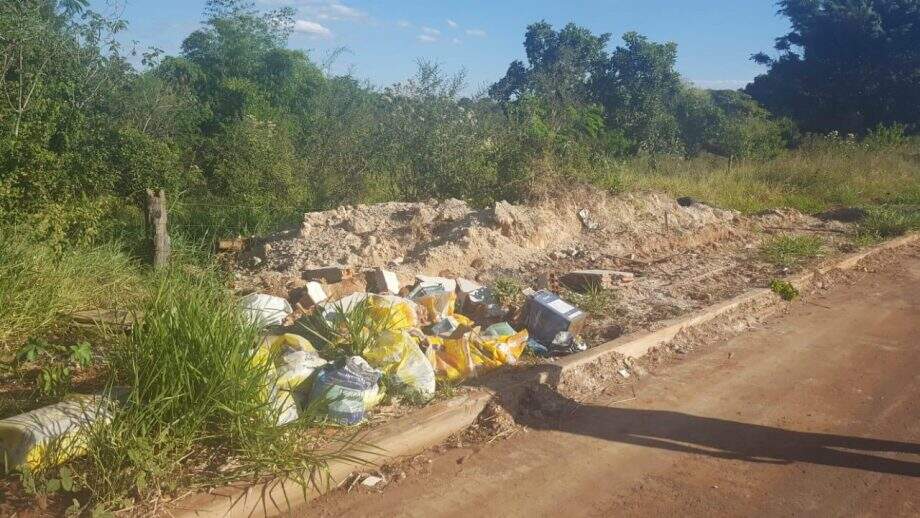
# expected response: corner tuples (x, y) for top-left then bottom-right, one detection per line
(303, 242), (920, 517)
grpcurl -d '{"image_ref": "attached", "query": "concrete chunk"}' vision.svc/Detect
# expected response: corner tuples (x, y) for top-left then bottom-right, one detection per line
(366, 268), (401, 295)
(303, 266), (354, 283)
(414, 275), (457, 293)
(561, 269), (634, 291)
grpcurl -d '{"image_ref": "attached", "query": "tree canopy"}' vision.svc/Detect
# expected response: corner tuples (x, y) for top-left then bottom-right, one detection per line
(746, 0), (920, 134)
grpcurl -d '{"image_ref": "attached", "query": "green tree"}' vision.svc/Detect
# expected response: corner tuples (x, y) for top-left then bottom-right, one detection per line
(594, 32), (684, 153)
(746, 0), (920, 134)
(491, 23), (686, 154)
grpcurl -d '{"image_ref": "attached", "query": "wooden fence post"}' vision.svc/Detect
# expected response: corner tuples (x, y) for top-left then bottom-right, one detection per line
(145, 189), (171, 269)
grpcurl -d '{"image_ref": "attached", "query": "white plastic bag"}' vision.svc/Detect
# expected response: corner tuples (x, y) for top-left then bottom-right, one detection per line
(238, 293), (292, 327)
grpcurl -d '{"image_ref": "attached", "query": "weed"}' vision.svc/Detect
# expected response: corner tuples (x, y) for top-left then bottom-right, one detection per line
(770, 280), (800, 301)
(493, 278), (525, 308)
(68, 342), (93, 369)
(17, 338), (52, 363)
(300, 298), (396, 360)
(760, 234), (825, 268)
(37, 364), (72, 397)
(562, 284), (618, 316)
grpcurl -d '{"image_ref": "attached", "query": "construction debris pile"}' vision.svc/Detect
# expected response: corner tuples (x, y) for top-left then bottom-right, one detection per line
(238, 265), (622, 425)
(224, 188), (858, 425)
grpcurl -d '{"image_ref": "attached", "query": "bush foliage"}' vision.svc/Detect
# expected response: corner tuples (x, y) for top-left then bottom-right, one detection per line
(0, 1), (808, 244)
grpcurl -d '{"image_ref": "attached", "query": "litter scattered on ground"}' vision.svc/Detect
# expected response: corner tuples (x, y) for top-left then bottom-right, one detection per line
(360, 475), (385, 488)
(523, 290), (587, 344)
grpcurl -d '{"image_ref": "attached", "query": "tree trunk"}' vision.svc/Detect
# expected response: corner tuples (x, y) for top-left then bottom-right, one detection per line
(145, 189), (171, 269)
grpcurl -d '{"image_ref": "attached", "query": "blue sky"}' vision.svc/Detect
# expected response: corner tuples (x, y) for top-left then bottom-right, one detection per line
(90, 0), (791, 93)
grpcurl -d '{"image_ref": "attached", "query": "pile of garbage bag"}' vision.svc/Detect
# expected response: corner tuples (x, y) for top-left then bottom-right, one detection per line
(237, 275), (589, 426)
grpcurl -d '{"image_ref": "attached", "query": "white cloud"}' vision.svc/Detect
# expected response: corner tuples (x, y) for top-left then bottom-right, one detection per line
(264, 1), (367, 21)
(323, 3), (362, 19)
(452, 37), (462, 45)
(396, 20), (412, 28)
(417, 33), (438, 43)
(292, 20), (333, 38)
(465, 28), (487, 37)
(421, 26), (441, 36)
(446, 19), (458, 28)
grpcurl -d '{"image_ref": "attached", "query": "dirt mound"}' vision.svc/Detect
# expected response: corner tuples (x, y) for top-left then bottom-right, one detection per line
(244, 187), (744, 283)
(233, 187), (854, 341)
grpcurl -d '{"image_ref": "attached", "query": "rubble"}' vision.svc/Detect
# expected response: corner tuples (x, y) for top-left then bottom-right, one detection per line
(577, 208), (599, 230)
(303, 266), (354, 283)
(366, 268), (401, 295)
(233, 188), (854, 358)
(561, 269), (635, 291)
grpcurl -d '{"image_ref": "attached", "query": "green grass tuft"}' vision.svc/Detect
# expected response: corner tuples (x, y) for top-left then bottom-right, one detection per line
(562, 284), (619, 316)
(770, 280), (800, 301)
(760, 234), (825, 268)
(856, 205), (920, 242)
(74, 271), (354, 510)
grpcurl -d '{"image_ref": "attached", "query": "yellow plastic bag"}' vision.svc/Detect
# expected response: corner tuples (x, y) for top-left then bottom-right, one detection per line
(364, 330), (436, 400)
(366, 294), (421, 330)
(415, 291), (457, 325)
(475, 330), (528, 365)
(253, 334), (327, 424)
(424, 329), (528, 382)
(253, 333), (317, 367)
(424, 336), (472, 382)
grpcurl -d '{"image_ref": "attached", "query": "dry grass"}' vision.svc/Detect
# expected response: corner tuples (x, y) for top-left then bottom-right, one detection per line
(619, 140), (920, 214)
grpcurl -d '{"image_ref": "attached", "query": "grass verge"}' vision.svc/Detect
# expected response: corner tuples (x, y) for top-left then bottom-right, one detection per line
(0, 229), (143, 351)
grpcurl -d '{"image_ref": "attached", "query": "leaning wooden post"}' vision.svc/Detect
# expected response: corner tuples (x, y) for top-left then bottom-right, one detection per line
(145, 189), (171, 269)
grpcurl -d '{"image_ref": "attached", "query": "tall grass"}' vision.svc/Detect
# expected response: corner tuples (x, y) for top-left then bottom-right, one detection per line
(0, 229), (143, 349)
(77, 270), (351, 509)
(620, 139), (920, 214)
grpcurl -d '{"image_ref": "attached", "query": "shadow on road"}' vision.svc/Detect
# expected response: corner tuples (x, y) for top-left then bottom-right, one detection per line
(505, 384), (920, 477)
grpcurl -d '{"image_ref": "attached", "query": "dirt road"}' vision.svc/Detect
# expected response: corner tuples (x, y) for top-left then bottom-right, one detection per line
(307, 244), (920, 517)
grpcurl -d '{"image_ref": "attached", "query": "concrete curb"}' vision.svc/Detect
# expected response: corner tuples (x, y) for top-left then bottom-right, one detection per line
(172, 233), (917, 517)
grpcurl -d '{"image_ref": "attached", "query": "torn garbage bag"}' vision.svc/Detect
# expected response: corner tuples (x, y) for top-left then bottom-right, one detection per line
(423, 329), (528, 382)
